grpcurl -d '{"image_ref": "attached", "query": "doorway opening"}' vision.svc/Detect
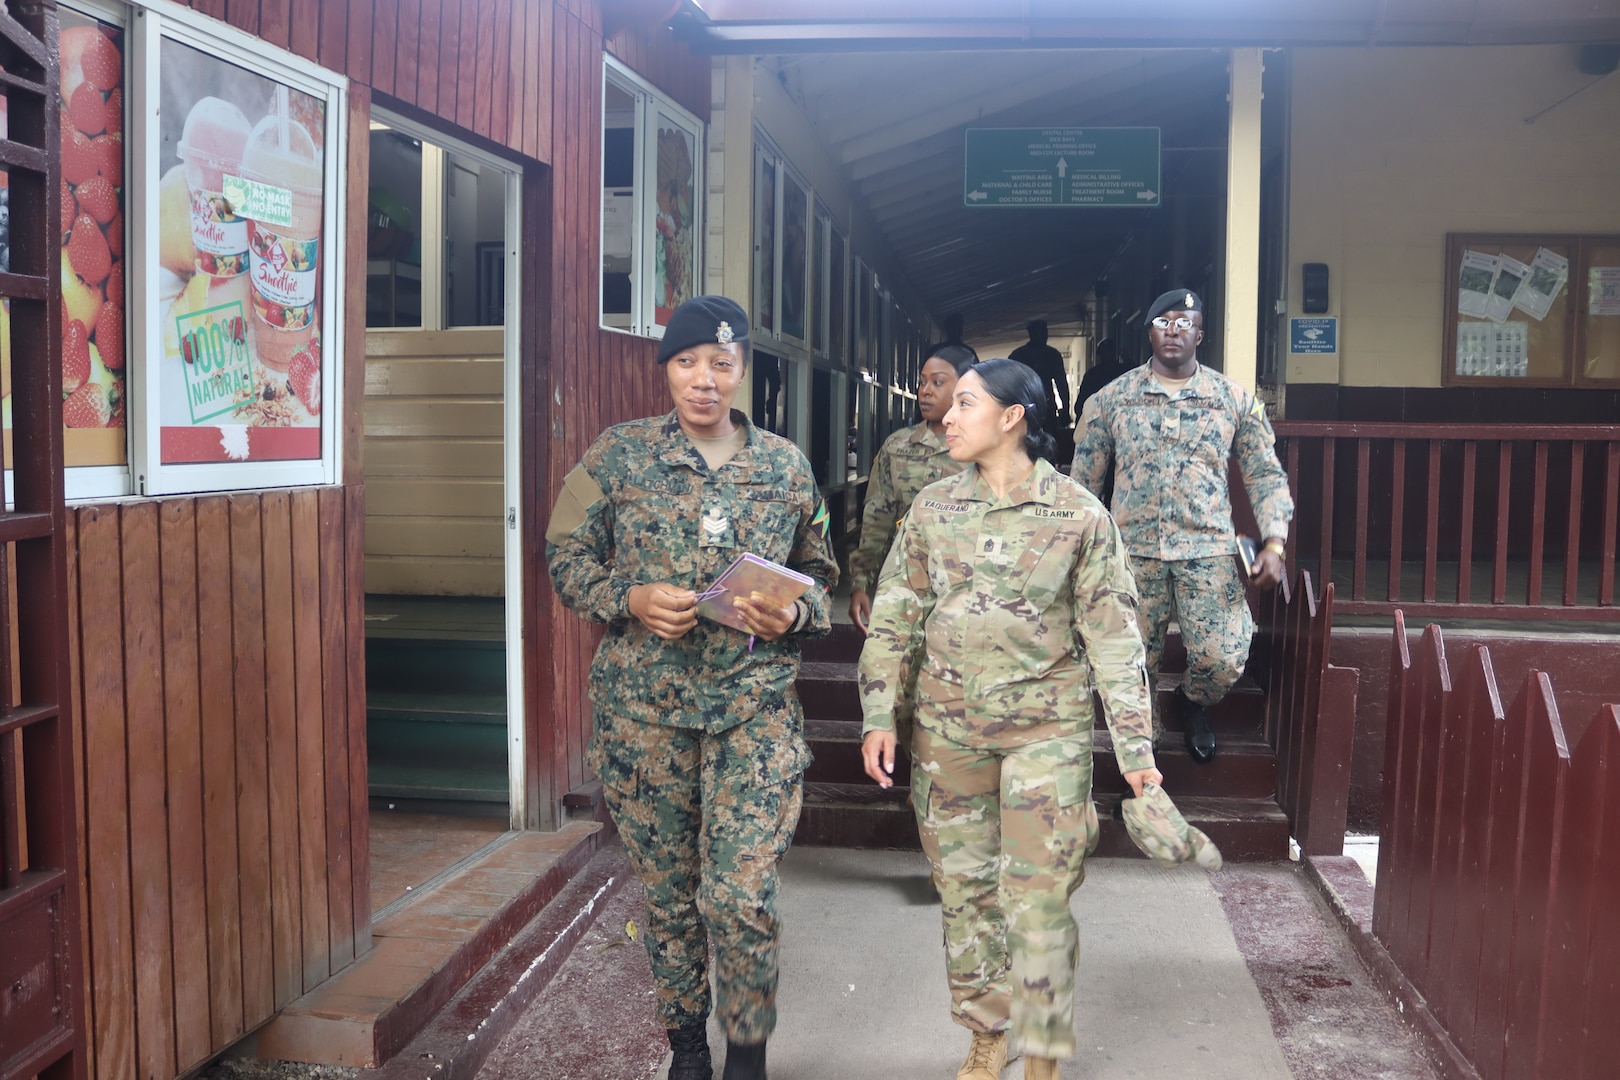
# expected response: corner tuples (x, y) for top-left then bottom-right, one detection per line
(361, 113), (524, 910)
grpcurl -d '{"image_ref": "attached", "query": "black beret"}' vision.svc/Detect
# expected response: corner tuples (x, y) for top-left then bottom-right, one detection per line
(656, 295), (751, 364)
(1145, 289), (1203, 325)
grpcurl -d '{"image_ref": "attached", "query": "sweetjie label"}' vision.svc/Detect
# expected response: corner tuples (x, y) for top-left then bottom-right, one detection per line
(188, 189), (249, 275)
(176, 300), (252, 424)
(246, 222), (319, 329)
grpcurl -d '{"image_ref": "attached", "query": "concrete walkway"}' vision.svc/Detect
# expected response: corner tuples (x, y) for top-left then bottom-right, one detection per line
(477, 845), (1439, 1080)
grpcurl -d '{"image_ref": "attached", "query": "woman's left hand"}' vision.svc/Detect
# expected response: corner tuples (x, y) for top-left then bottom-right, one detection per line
(1121, 767), (1164, 798)
(733, 592), (796, 642)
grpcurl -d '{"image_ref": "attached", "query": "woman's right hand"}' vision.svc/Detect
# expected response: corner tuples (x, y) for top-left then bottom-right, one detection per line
(848, 590), (872, 634)
(628, 583), (698, 640)
(862, 730), (898, 788)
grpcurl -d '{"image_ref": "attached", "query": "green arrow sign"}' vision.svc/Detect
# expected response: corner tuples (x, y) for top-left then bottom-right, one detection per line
(963, 127), (1161, 208)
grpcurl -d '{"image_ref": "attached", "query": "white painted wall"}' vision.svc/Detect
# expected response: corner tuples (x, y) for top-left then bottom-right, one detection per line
(1287, 45), (1620, 388)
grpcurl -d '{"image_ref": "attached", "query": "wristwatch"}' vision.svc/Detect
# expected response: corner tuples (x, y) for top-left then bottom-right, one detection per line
(1263, 539), (1287, 558)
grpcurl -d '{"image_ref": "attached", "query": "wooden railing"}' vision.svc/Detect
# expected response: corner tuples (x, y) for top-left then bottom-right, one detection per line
(1272, 423), (1620, 620)
(1253, 570), (1358, 856)
(1373, 611), (1620, 1080)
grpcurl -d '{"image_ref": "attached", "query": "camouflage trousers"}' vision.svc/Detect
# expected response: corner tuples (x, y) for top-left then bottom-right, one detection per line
(910, 725), (1101, 1060)
(1129, 555), (1254, 742)
(588, 707), (809, 1043)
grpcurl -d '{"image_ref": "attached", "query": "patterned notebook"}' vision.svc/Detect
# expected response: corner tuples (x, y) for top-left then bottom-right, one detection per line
(695, 553), (814, 633)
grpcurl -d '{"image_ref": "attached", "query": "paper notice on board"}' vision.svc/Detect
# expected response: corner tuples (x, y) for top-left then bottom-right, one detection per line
(1515, 247), (1569, 321)
(1458, 250), (1499, 318)
(1589, 267), (1620, 316)
(1484, 254), (1529, 323)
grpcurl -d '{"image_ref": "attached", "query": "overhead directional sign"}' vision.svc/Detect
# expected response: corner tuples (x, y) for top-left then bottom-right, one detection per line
(963, 127), (1161, 208)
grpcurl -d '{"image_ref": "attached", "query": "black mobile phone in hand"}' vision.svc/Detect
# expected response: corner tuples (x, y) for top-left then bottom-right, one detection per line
(1235, 535), (1259, 580)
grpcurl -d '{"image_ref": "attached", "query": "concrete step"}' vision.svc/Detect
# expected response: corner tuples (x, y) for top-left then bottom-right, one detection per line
(798, 664), (1266, 734)
(794, 783), (1290, 861)
(803, 719), (1276, 799)
(366, 635), (507, 697)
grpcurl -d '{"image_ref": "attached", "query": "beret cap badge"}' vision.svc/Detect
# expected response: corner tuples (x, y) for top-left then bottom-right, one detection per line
(717, 321), (735, 345)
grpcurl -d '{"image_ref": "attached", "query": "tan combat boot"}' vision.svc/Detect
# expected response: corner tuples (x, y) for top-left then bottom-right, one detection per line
(1023, 1056), (1059, 1080)
(956, 1031), (1008, 1079)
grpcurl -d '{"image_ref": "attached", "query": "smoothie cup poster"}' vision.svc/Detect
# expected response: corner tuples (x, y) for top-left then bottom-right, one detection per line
(653, 117), (696, 327)
(158, 37), (326, 464)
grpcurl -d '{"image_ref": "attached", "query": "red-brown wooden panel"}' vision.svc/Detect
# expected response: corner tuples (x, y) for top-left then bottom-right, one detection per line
(259, 492), (302, 1008)
(77, 507), (134, 1080)
(158, 500), (212, 1070)
(1501, 676), (1569, 1080)
(1423, 441), (1440, 603)
(120, 504), (179, 1080)
(194, 496), (245, 1047)
(289, 0), (321, 61)
(435, 0), (465, 133)
(394, 0), (423, 107)
(229, 495), (275, 1026)
(473, 0), (498, 138)
(455, 0), (481, 131)
(291, 490), (330, 990)
(345, 486), (372, 947)
(347, 0), (375, 87)
(318, 487), (355, 966)
(1386, 440), (1405, 601)
(371, 0), (397, 97)
(490, 0), (513, 150)
(258, 0), (291, 49)
(417, 0), (444, 116)
(64, 514), (98, 1080)
(224, 0), (260, 35)
(1562, 443), (1584, 607)
(317, 0), (349, 71)
(1526, 442), (1549, 605)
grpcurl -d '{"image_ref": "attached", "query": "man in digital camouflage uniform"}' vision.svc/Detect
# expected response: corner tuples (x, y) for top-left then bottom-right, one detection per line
(547, 296), (838, 1080)
(858, 365), (1161, 1079)
(1071, 289), (1293, 763)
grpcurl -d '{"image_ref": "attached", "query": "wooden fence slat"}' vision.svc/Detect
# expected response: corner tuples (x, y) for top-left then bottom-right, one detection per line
(1601, 444), (1618, 607)
(1459, 442), (1476, 604)
(1354, 439), (1370, 600)
(1563, 443), (1584, 607)
(346, 486), (372, 947)
(1577, 708), (1620, 1080)
(347, 0), (374, 87)
(122, 503), (179, 1080)
(1493, 442), (1512, 605)
(159, 500), (212, 1070)
(1388, 439), (1406, 601)
(490, 0), (513, 144)
(417, 0), (443, 116)
(372, 0), (397, 97)
(1474, 671), (1540, 1080)
(394, 0), (422, 107)
(1318, 439), (1335, 603)
(62, 513), (99, 1080)
(1501, 675), (1569, 1080)
(259, 0), (291, 48)
(289, 0), (320, 60)
(78, 507), (135, 1080)
(195, 497), (245, 1046)
(229, 495), (275, 1026)
(1399, 626), (1449, 984)
(1371, 611), (1411, 945)
(1527, 441), (1549, 605)
(318, 488), (355, 968)
(474, 0), (498, 137)
(291, 491), (331, 991)
(1424, 441), (1440, 603)
(259, 492), (303, 1009)
(436, 0), (464, 131)
(318, 0), (349, 71)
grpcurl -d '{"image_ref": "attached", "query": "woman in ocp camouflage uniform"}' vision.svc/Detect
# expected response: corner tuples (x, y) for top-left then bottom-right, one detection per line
(847, 344), (977, 632)
(858, 358), (1163, 1080)
(546, 296), (838, 1080)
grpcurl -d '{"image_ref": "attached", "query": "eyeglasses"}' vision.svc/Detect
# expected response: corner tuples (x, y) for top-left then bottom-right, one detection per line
(1151, 316), (1196, 331)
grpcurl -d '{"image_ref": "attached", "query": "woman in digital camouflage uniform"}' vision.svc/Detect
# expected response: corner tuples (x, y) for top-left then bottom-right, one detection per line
(857, 358), (1163, 1080)
(847, 343), (977, 632)
(546, 296), (838, 1080)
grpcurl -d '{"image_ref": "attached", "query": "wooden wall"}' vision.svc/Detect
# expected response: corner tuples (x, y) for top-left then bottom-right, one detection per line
(66, 489), (368, 1080)
(364, 329), (506, 597)
(534, 2), (712, 825)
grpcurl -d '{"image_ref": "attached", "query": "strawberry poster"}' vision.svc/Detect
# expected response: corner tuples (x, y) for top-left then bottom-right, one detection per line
(157, 37), (325, 464)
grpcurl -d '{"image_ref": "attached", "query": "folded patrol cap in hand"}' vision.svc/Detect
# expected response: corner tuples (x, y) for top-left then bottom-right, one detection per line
(1121, 782), (1223, 871)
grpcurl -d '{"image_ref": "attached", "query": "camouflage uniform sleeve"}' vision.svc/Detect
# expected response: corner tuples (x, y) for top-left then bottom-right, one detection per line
(1073, 511), (1156, 774)
(847, 438), (900, 595)
(545, 446), (635, 623)
(1234, 393), (1295, 542)
(857, 513), (934, 734)
(788, 480), (840, 638)
(1069, 396), (1113, 496)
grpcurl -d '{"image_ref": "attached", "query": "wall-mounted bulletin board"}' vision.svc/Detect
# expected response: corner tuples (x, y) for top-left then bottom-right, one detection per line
(1444, 233), (1620, 388)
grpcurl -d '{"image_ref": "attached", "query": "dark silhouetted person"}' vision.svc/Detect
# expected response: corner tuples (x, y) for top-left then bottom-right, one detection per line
(1008, 321), (1072, 435)
(926, 313), (979, 362)
(1075, 338), (1131, 419)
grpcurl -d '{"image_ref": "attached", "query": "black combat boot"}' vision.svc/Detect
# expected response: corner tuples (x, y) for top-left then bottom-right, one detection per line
(721, 1039), (767, 1080)
(668, 1022), (713, 1080)
(1177, 686), (1217, 763)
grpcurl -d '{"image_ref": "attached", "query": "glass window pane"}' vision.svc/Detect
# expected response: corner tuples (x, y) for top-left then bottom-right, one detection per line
(810, 366), (831, 485)
(602, 76), (637, 328)
(781, 172), (808, 342)
(653, 112), (697, 326)
(1581, 242), (1620, 383)
(830, 229), (847, 365)
(366, 128), (423, 327)
(754, 152), (776, 334)
(58, 9), (129, 464)
(158, 36), (328, 464)
(812, 210), (828, 355)
(752, 349), (787, 434)
(444, 151), (506, 327)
